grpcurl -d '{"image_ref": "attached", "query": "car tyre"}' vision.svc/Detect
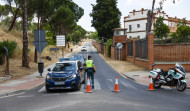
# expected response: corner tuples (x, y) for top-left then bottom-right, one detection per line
(74, 79), (81, 91)
(45, 84), (52, 92)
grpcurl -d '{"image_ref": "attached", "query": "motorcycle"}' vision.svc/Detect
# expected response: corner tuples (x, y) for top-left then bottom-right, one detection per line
(149, 63), (186, 91)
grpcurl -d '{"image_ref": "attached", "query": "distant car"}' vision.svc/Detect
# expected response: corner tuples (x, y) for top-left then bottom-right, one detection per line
(81, 46), (87, 51)
(45, 61), (85, 92)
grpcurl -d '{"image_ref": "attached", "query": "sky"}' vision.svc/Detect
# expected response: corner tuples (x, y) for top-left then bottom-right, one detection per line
(0, 0), (189, 32)
(72, 0), (190, 32)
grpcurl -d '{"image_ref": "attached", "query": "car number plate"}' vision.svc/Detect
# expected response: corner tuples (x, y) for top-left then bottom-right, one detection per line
(55, 82), (65, 85)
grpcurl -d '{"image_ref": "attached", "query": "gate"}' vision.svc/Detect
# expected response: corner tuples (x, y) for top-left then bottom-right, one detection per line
(135, 38), (148, 59)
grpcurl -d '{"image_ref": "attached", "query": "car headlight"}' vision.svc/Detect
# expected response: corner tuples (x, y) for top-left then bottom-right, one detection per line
(69, 74), (77, 79)
(46, 75), (51, 79)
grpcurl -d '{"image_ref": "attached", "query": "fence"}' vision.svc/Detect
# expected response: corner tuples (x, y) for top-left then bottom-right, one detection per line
(154, 43), (190, 62)
(135, 38), (148, 59)
(127, 41), (133, 56)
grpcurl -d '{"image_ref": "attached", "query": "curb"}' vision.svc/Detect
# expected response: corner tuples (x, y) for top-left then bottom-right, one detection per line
(0, 90), (25, 97)
(122, 73), (136, 81)
(0, 75), (11, 83)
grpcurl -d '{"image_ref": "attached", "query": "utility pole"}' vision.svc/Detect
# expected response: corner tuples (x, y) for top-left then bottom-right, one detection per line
(22, 0), (29, 68)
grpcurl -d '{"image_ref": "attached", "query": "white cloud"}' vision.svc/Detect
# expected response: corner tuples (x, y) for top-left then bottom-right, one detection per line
(126, 0), (133, 6)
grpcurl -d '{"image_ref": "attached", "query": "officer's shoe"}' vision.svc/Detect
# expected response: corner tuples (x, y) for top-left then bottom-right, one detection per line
(92, 85), (94, 89)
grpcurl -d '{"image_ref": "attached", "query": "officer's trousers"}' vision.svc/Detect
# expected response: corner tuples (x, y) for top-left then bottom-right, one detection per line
(87, 69), (94, 89)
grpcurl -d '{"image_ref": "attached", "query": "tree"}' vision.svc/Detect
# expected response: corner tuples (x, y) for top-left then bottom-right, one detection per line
(171, 25), (190, 43)
(71, 25), (86, 44)
(154, 16), (170, 40)
(147, 0), (178, 34)
(90, 0), (121, 42)
(22, 0), (29, 68)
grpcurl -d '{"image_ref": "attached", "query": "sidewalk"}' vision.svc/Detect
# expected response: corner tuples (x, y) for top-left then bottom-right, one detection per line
(0, 46), (82, 97)
(123, 71), (190, 89)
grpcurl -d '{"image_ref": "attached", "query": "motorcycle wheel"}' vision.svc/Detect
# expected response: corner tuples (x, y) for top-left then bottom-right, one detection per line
(176, 82), (186, 91)
(153, 80), (162, 88)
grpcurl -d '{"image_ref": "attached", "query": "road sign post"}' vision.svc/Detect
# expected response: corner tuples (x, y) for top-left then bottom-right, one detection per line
(33, 30), (47, 77)
(116, 42), (123, 61)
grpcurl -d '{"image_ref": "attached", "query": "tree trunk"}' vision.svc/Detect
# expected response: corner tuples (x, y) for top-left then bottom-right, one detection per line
(8, 8), (20, 31)
(147, 0), (155, 34)
(22, 0), (29, 68)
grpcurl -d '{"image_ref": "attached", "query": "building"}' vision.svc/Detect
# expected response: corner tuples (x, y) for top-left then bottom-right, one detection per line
(124, 8), (190, 39)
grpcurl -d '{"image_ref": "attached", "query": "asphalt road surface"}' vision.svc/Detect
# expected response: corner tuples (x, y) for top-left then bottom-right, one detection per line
(0, 42), (190, 111)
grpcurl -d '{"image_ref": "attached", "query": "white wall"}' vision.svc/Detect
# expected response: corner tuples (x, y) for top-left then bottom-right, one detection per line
(127, 32), (146, 39)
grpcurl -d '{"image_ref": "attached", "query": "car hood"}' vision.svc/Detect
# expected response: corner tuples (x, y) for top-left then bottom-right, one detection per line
(48, 71), (75, 77)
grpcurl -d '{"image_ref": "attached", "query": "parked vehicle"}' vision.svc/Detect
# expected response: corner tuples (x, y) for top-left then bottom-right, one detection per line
(81, 46), (87, 51)
(149, 63), (186, 91)
(73, 54), (85, 64)
(45, 61), (85, 92)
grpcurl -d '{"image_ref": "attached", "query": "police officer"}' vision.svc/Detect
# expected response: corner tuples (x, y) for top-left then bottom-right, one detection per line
(84, 55), (96, 89)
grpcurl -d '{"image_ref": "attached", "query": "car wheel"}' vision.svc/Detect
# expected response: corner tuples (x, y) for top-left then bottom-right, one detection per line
(45, 84), (52, 92)
(74, 80), (81, 91)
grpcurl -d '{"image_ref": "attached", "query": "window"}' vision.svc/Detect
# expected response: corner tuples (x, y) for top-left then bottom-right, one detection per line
(173, 23), (175, 27)
(137, 24), (140, 28)
(115, 31), (119, 35)
(129, 25), (132, 32)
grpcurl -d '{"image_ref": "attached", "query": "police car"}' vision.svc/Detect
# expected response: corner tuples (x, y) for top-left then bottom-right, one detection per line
(45, 60), (85, 92)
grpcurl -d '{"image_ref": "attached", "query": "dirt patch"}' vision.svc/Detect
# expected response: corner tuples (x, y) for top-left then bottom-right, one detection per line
(99, 54), (147, 74)
(0, 57), (58, 80)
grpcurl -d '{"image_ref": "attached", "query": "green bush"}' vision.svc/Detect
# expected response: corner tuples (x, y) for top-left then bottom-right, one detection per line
(0, 40), (17, 57)
(106, 39), (112, 57)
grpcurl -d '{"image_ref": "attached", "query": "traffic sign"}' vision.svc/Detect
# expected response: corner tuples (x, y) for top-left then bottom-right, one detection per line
(33, 41), (47, 54)
(116, 42), (123, 49)
(33, 30), (47, 54)
(56, 35), (65, 46)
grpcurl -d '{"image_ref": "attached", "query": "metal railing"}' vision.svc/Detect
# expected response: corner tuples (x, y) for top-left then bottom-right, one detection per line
(135, 38), (148, 59)
(127, 41), (133, 56)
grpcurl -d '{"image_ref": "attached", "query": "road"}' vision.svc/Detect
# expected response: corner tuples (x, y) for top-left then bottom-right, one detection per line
(0, 42), (190, 111)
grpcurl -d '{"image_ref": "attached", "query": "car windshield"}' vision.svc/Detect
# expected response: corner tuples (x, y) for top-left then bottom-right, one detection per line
(82, 47), (86, 48)
(52, 63), (76, 71)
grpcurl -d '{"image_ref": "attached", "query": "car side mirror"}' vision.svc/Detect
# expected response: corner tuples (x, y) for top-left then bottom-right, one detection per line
(47, 68), (51, 71)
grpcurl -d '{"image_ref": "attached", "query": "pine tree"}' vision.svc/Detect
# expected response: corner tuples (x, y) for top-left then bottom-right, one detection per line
(90, 0), (121, 42)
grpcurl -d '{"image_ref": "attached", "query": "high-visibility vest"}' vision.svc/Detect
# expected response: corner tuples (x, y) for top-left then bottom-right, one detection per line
(86, 60), (93, 68)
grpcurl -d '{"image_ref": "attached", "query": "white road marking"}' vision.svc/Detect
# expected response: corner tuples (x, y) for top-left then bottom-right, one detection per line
(38, 86), (45, 93)
(94, 79), (101, 90)
(120, 80), (137, 89)
(106, 79), (114, 90)
(17, 95), (34, 98)
(67, 92), (84, 95)
(43, 93), (60, 96)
